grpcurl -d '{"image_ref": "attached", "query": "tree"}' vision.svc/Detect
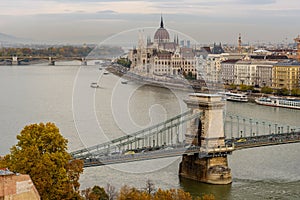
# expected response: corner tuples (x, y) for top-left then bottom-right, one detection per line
(291, 88), (300, 96)
(261, 86), (273, 94)
(239, 84), (253, 92)
(116, 185), (194, 200)
(144, 179), (156, 194)
(201, 194), (216, 200)
(106, 183), (117, 200)
(116, 58), (131, 68)
(1, 122), (83, 200)
(79, 181), (216, 200)
(66, 159), (84, 192)
(85, 186), (109, 200)
(153, 188), (193, 200)
(82, 185), (115, 200)
(227, 83), (237, 90)
(275, 88), (290, 96)
(117, 185), (151, 200)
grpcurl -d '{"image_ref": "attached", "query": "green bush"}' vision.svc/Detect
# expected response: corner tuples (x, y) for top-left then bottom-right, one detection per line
(261, 86), (273, 94)
(116, 58), (131, 68)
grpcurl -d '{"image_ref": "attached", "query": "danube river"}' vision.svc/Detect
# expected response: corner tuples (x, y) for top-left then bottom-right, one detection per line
(0, 63), (300, 199)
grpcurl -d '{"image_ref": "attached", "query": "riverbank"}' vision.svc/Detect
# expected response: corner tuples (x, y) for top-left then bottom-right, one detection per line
(106, 64), (224, 93)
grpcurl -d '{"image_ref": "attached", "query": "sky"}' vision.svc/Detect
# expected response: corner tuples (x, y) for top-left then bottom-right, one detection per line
(0, 0), (300, 45)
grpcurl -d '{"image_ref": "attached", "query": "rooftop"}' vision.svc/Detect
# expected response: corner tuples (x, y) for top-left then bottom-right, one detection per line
(275, 61), (300, 66)
(0, 168), (14, 176)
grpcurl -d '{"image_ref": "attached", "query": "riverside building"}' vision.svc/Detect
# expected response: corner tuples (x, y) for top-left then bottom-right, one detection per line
(272, 62), (300, 90)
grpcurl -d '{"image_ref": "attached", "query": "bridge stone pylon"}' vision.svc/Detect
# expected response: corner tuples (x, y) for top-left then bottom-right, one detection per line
(49, 57), (55, 65)
(81, 57), (87, 65)
(179, 93), (232, 184)
(12, 56), (18, 65)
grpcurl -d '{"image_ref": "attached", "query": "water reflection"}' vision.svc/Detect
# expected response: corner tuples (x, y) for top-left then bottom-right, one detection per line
(180, 177), (232, 200)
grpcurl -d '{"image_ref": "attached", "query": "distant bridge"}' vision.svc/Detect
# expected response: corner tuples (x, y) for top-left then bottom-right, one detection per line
(0, 55), (111, 65)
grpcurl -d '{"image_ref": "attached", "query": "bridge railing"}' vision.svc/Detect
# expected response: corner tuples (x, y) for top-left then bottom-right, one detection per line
(225, 130), (300, 150)
(224, 112), (299, 139)
(71, 110), (300, 161)
(71, 110), (202, 159)
(70, 110), (191, 156)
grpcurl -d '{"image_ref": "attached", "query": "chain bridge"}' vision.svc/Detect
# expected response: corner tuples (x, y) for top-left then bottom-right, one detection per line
(71, 109), (300, 166)
(70, 93), (300, 184)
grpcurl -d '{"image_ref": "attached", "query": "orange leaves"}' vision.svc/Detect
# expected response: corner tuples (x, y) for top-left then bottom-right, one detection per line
(153, 188), (192, 200)
(3, 122), (84, 200)
(117, 186), (194, 200)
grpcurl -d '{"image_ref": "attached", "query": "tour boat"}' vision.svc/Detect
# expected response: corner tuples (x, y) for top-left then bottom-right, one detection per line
(218, 92), (248, 102)
(255, 96), (300, 110)
(90, 82), (100, 88)
(121, 79), (128, 84)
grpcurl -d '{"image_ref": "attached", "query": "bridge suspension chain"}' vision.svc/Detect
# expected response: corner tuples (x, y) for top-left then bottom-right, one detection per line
(224, 112), (299, 139)
(71, 110), (202, 159)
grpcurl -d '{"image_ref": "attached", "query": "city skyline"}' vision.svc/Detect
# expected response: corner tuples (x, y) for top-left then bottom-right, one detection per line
(0, 0), (300, 45)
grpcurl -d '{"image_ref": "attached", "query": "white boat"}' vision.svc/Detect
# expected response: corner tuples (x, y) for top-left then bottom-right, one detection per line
(218, 92), (248, 102)
(255, 96), (300, 110)
(90, 82), (100, 88)
(121, 79), (128, 84)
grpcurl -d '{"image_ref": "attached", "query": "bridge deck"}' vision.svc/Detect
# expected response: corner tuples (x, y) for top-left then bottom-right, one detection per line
(81, 131), (300, 167)
(70, 110), (300, 167)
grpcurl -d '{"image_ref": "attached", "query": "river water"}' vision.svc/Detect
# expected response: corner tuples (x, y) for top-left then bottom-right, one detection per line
(0, 63), (300, 200)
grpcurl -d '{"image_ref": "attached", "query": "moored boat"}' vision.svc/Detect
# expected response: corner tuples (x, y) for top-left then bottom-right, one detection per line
(255, 96), (300, 110)
(90, 82), (100, 88)
(218, 92), (248, 102)
(121, 79), (128, 84)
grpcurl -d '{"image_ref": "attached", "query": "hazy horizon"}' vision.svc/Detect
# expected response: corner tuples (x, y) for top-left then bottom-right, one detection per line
(1, 0), (300, 45)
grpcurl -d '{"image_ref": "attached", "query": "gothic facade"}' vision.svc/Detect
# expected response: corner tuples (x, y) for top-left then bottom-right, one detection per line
(128, 17), (198, 78)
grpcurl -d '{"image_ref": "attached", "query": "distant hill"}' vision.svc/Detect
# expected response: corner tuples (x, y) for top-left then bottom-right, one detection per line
(0, 32), (18, 42)
(0, 32), (36, 46)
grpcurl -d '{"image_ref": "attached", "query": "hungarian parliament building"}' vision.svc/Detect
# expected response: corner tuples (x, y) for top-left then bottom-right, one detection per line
(127, 16), (204, 79)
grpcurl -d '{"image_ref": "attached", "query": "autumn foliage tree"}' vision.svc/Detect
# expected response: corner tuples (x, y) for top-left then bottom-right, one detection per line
(117, 186), (198, 200)
(0, 122), (83, 200)
(81, 181), (215, 200)
(115, 185), (213, 200)
(81, 185), (109, 200)
(118, 185), (151, 200)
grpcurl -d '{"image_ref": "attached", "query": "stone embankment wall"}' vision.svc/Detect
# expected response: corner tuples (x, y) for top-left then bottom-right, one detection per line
(0, 172), (40, 200)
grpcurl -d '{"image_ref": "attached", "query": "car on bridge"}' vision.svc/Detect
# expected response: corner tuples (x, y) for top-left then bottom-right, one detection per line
(124, 151), (135, 155)
(236, 138), (247, 143)
(163, 146), (174, 150)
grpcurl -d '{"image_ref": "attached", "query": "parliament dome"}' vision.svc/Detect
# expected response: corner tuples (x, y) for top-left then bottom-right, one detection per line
(154, 16), (170, 42)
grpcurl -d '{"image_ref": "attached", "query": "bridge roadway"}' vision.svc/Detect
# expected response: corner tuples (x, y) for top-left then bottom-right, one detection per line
(71, 110), (197, 159)
(229, 130), (300, 150)
(81, 130), (300, 167)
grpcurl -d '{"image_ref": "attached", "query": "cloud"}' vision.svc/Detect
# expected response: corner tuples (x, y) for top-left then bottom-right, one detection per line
(97, 10), (118, 14)
(234, 0), (276, 5)
(0, 0), (300, 44)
